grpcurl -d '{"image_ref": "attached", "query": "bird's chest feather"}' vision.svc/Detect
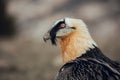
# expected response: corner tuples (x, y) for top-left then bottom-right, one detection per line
(60, 32), (91, 63)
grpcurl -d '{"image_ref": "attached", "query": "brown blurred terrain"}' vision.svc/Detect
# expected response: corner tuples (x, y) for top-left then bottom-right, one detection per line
(0, 0), (120, 80)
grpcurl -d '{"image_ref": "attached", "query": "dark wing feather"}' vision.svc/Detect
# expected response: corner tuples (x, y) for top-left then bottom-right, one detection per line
(56, 58), (120, 80)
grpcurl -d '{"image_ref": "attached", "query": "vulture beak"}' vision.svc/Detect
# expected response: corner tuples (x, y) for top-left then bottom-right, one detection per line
(43, 31), (51, 42)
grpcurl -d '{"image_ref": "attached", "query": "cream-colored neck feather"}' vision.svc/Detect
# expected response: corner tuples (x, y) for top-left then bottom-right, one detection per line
(60, 19), (97, 63)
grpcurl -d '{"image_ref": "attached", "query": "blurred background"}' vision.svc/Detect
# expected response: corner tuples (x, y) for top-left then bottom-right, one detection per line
(0, 0), (120, 80)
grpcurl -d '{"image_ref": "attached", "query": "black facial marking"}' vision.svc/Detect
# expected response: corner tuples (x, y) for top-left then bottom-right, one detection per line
(71, 27), (76, 29)
(50, 20), (65, 45)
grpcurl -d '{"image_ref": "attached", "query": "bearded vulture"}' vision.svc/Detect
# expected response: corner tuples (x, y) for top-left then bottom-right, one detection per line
(43, 18), (120, 80)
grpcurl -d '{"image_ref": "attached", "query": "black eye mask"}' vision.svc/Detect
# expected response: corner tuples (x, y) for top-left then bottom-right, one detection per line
(50, 21), (65, 45)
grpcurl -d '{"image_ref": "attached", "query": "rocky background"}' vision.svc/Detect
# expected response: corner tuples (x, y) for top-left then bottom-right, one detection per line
(0, 0), (120, 80)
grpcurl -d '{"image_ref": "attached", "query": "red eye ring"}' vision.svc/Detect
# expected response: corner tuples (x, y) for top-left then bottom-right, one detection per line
(60, 23), (66, 28)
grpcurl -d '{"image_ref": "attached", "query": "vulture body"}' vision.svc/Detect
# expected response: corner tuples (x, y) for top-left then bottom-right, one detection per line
(56, 47), (120, 80)
(43, 18), (120, 80)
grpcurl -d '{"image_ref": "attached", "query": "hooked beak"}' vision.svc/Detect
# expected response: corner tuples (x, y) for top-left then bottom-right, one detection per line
(43, 31), (51, 42)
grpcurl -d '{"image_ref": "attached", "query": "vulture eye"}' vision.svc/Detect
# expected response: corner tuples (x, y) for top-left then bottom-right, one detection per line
(60, 23), (66, 28)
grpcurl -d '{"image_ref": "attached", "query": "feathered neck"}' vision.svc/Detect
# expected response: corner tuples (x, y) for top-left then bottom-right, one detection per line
(60, 29), (97, 63)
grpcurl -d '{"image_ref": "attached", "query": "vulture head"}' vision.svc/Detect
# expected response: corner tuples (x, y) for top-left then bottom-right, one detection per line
(43, 18), (97, 63)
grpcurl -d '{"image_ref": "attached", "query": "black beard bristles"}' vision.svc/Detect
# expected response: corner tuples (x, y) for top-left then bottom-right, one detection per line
(50, 35), (57, 45)
(49, 29), (57, 45)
